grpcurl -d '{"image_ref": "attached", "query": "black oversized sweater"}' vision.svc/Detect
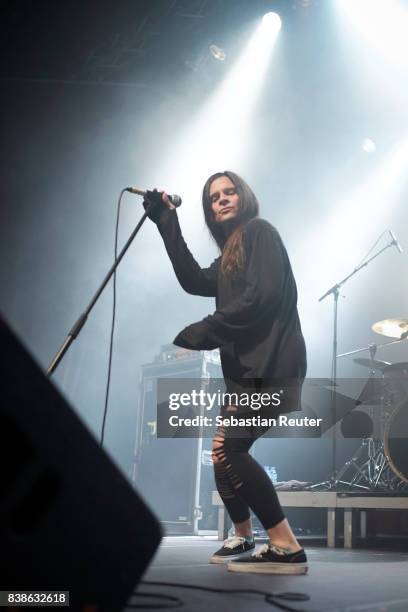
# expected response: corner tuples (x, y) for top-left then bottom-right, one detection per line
(156, 210), (306, 410)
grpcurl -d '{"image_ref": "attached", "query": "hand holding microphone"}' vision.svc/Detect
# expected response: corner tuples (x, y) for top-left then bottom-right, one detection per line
(126, 186), (181, 223)
(161, 192), (177, 210)
(144, 189), (176, 223)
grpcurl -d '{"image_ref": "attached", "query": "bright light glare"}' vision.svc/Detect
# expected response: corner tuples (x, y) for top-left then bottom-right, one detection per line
(136, 15), (282, 279)
(337, 0), (408, 71)
(262, 12), (282, 33)
(362, 138), (376, 153)
(149, 15), (282, 232)
(134, 14), (282, 276)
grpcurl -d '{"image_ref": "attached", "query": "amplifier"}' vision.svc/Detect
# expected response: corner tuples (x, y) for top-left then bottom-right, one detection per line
(133, 348), (222, 534)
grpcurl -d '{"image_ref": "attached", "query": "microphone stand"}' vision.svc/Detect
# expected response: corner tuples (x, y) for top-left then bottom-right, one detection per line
(314, 237), (398, 490)
(47, 205), (150, 376)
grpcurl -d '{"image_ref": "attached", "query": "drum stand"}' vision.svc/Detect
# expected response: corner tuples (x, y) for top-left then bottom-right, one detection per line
(333, 437), (407, 491)
(311, 341), (408, 492)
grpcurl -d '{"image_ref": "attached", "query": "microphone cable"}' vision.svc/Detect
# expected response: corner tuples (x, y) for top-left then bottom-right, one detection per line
(100, 188), (127, 447)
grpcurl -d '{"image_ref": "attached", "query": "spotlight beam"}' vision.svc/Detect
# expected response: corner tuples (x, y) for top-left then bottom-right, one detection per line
(149, 14), (283, 228)
(337, 0), (408, 71)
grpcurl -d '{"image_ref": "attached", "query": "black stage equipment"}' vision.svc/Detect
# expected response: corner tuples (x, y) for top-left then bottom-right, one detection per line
(132, 346), (222, 534)
(0, 317), (162, 612)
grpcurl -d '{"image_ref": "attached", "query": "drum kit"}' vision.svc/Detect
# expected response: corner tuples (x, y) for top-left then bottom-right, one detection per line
(335, 318), (408, 491)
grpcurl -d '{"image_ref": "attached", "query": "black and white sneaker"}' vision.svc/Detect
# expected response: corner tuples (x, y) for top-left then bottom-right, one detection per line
(209, 536), (255, 564)
(227, 543), (308, 574)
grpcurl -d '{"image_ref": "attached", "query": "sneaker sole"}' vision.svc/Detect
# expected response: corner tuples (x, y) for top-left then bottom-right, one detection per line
(227, 562), (308, 574)
(209, 549), (255, 564)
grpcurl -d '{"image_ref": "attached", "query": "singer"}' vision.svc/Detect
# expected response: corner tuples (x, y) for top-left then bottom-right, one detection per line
(144, 171), (307, 574)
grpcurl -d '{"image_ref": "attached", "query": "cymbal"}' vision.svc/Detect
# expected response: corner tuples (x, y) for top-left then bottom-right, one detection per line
(372, 318), (408, 339)
(353, 357), (391, 371)
(383, 362), (408, 375)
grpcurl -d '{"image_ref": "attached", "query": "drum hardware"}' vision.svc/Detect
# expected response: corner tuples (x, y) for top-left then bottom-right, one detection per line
(382, 361), (408, 376)
(312, 326), (407, 491)
(333, 398), (408, 491)
(340, 410), (373, 438)
(355, 376), (384, 406)
(313, 403), (408, 491)
(384, 399), (408, 486)
(325, 361), (408, 491)
(353, 358), (391, 372)
(338, 336), (407, 361)
(333, 438), (403, 491)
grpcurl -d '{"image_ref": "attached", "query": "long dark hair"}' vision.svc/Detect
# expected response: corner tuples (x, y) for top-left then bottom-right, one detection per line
(202, 171), (259, 275)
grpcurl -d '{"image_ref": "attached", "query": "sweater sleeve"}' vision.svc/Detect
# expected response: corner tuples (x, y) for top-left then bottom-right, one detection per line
(174, 219), (285, 349)
(157, 208), (218, 297)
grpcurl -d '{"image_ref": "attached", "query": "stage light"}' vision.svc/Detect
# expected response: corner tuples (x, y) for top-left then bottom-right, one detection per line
(209, 44), (226, 61)
(261, 12), (282, 33)
(362, 138), (376, 154)
(180, 13), (281, 172)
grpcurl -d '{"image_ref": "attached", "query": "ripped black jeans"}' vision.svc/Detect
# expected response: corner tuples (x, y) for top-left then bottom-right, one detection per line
(212, 408), (285, 530)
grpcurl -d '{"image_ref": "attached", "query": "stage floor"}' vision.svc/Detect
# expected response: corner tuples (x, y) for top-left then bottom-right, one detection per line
(127, 536), (408, 611)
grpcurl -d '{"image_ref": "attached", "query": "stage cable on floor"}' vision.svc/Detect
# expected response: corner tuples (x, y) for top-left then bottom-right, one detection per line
(128, 580), (311, 611)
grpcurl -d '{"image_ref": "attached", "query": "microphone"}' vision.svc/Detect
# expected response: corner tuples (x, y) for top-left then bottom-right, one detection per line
(125, 186), (182, 207)
(389, 230), (403, 253)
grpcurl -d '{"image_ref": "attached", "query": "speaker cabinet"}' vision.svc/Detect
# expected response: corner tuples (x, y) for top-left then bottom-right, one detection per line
(0, 317), (162, 611)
